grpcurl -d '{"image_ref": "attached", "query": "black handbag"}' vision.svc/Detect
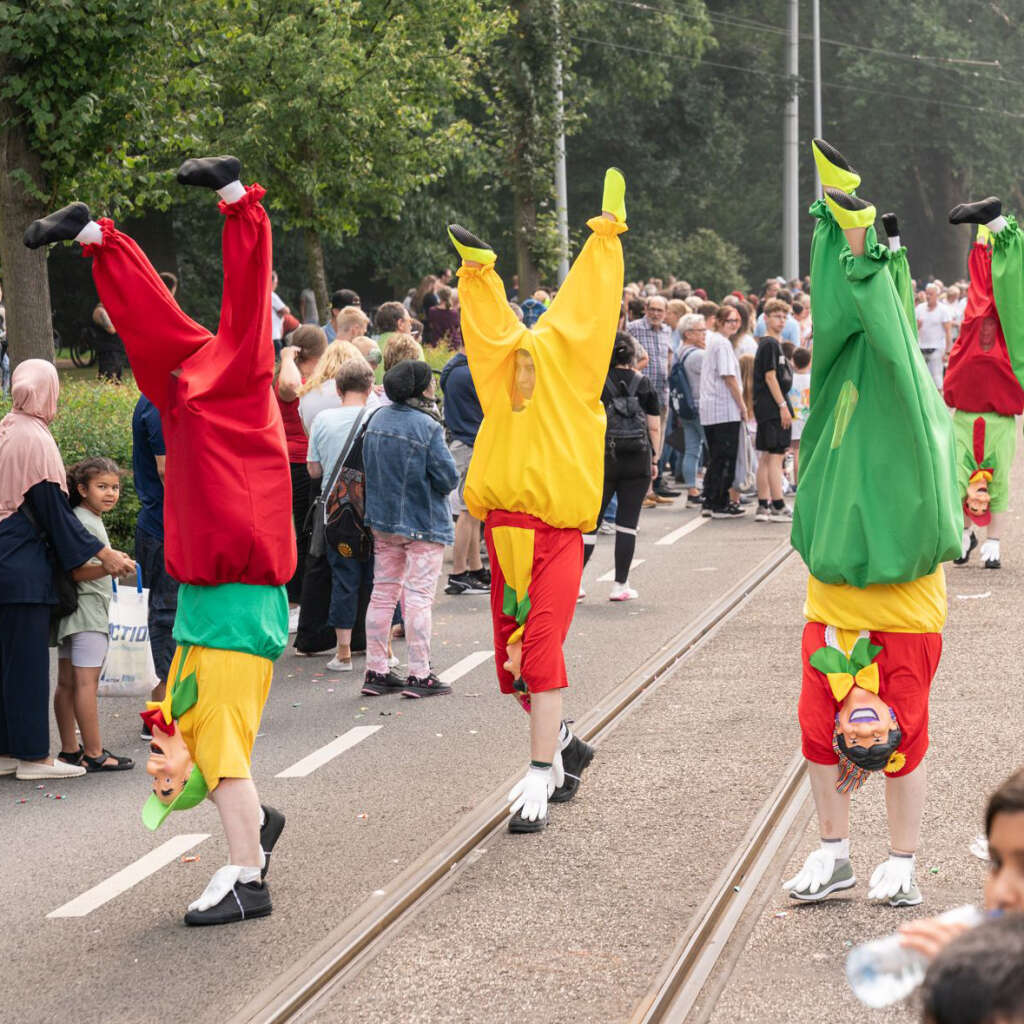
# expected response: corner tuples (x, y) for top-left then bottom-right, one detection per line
(20, 501), (79, 621)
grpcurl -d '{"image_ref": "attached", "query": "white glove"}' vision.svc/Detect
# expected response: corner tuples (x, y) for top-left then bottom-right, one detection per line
(868, 854), (915, 901)
(981, 538), (1000, 564)
(552, 749), (565, 791)
(508, 766), (552, 822)
(188, 865), (243, 912)
(782, 847), (836, 894)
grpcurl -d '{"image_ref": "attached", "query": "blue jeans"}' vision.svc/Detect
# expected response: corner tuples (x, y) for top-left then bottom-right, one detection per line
(326, 546), (374, 630)
(678, 417), (705, 489)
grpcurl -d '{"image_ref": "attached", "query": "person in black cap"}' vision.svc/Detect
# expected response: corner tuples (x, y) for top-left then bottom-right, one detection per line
(360, 361), (459, 697)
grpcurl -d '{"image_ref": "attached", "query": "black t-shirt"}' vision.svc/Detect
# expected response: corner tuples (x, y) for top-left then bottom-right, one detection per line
(753, 336), (793, 422)
(605, 367), (662, 417)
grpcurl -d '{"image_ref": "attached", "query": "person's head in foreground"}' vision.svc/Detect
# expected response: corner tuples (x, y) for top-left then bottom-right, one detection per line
(984, 768), (1024, 913)
(921, 915), (1024, 1024)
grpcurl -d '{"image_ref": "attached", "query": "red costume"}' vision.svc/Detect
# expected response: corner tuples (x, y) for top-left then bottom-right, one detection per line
(83, 185), (295, 587)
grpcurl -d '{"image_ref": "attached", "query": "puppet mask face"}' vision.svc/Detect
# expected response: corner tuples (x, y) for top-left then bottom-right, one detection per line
(966, 477), (991, 516)
(146, 723), (193, 805)
(979, 316), (998, 352)
(512, 350), (536, 410)
(835, 686), (895, 751)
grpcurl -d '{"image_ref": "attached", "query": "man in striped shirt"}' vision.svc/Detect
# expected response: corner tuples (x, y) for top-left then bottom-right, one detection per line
(627, 295), (679, 500)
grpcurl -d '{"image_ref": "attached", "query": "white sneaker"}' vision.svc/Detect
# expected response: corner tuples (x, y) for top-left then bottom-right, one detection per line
(0, 756), (17, 776)
(771, 504), (793, 521)
(16, 759), (87, 780)
(598, 521), (615, 535)
(754, 507), (773, 522)
(288, 607), (300, 633)
(577, 584), (586, 602)
(326, 656), (353, 672)
(609, 582), (638, 602)
(388, 654), (400, 668)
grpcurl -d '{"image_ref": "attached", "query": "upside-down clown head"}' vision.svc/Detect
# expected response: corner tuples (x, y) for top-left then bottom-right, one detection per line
(139, 708), (208, 829)
(965, 469), (993, 526)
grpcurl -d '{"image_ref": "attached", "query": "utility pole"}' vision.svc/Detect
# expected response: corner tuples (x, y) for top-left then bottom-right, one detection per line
(781, 0), (800, 280)
(812, 0), (823, 199)
(553, 0), (570, 284)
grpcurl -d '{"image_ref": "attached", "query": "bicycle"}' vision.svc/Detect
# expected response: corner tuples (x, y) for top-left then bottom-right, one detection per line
(68, 320), (96, 368)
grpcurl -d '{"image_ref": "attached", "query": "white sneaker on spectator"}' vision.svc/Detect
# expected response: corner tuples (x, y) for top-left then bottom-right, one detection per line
(326, 656), (353, 672)
(598, 521), (615, 535)
(388, 654), (401, 668)
(608, 582), (638, 602)
(288, 607), (300, 633)
(771, 504), (793, 521)
(755, 506), (773, 522)
(16, 759), (86, 780)
(0, 756), (17, 776)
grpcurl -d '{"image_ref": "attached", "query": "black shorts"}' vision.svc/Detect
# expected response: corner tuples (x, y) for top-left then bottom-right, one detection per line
(755, 417), (791, 454)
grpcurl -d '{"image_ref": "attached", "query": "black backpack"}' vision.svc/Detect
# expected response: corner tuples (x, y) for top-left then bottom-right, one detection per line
(669, 348), (698, 421)
(602, 373), (650, 456)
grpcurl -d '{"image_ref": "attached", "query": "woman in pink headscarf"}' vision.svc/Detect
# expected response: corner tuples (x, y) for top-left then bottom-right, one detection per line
(0, 360), (134, 780)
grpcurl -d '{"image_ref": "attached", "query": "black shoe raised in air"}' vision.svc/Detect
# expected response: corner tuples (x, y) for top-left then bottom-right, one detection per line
(881, 213), (900, 241)
(184, 881), (272, 926)
(949, 196), (1002, 226)
(447, 224), (495, 263)
(176, 155), (241, 190)
(550, 734), (595, 804)
(24, 202), (92, 249)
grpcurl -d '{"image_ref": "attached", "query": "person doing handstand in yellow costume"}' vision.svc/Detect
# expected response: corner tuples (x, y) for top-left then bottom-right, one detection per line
(447, 168), (627, 833)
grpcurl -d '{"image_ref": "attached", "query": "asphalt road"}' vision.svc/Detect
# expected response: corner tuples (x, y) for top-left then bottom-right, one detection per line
(0, 493), (791, 1024)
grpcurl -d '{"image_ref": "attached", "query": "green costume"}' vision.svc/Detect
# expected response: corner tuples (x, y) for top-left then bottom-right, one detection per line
(953, 411), (1015, 514)
(991, 216), (1024, 390)
(887, 246), (916, 335)
(792, 199), (961, 587)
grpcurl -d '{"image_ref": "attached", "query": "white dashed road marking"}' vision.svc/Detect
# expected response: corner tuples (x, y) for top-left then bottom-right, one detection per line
(438, 650), (494, 684)
(48, 833), (210, 918)
(655, 515), (709, 546)
(276, 725), (383, 778)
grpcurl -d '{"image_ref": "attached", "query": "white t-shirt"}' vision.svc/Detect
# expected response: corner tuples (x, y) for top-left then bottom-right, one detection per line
(915, 302), (951, 351)
(788, 371), (811, 441)
(698, 332), (744, 425)
(735, 333), (758, 358)
(271, 292), (287, 341)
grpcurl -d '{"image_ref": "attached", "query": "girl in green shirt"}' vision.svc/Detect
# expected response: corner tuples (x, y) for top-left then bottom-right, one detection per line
(55, 458), (134, 772)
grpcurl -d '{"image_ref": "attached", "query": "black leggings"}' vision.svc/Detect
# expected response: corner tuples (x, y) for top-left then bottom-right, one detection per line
(702, 420), (740, 511)
(583, 454), (650, 584)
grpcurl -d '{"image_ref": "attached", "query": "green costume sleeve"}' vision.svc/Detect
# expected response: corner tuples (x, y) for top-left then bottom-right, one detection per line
(990, 215), (1024, 390)
(792, 203), (961, 587)
(886, 247), (916, 334)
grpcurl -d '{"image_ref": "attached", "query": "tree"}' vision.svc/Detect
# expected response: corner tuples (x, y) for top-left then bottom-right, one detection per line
(200, 0), (509, 316)
(0, 1), (212, 366)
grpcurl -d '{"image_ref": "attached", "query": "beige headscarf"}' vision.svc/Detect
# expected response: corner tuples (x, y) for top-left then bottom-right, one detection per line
(0, 359), (68, 523)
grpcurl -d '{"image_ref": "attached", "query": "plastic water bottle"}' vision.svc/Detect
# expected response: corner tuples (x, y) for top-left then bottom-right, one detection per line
(846, 904), (984, 1008)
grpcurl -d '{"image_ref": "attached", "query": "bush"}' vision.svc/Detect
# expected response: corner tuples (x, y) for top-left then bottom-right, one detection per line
(0, 375), (141, 556)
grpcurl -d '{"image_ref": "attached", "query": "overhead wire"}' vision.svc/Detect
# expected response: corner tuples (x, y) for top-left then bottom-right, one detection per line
(567, 34), (1024, 120)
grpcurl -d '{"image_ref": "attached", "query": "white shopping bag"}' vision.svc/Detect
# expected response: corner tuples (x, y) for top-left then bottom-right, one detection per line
(98, 566), (159, 697)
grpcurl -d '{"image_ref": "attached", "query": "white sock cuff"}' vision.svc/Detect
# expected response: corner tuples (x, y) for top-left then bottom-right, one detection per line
(217, 180), (246, 204)
(559, 721), (572, 749)
(887, 235), (900, 252)
(237, 864), (262, 884)
(822, 837), (850, 860)
(75, 220), (103, 246)
(987, 214), (1008, 234)
(614, 524), (637, 536)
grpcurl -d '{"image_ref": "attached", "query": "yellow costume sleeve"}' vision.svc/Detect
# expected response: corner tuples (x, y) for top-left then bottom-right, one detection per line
(804, 567), (947, 634)
(460, 217), (626, 531)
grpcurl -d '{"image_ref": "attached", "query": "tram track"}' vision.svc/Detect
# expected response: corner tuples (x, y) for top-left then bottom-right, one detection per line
(232, 537), (798, 1024)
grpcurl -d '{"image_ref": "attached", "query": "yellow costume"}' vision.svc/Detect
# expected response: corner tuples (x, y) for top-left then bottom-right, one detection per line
(459, 215), (627, 533)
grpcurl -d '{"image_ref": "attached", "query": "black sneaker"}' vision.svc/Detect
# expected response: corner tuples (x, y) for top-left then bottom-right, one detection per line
(361, 670), (406, 696)
(686, 495), (703, 508)
(654, 481), (682, 497)
(445, 571), (489, 595)
(401, 672), (452, 698)
(140, 727), (153, 742)
(469, 567), (491, 587)
(184, 881), (271, 926)
(711, 502), (746, 518)
(508, 810), (547, 834)
(260, 805), (285, 880)
(550, 734), (595, 803)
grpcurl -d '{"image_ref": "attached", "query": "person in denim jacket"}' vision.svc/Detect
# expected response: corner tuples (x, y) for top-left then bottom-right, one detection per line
(362, 360), (458, 698)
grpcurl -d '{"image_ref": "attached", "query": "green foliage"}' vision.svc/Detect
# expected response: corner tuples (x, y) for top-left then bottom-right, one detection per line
(1, 378), (142, 555)
(677, 228), (748, 300)
(0, 0), (215, 214)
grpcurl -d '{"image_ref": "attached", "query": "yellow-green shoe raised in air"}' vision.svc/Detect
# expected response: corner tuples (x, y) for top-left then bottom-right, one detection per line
(977, 223), (993, 246)
(812, 138), (861, 193)
(447, 224), (496, 267)
(824, 187), (876, 230)
(602, 166), (627, 224)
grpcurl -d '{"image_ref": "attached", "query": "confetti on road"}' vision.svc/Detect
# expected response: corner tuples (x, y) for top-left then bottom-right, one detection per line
(356, 813), (368, 820)
(181, 855), (200, 863)
(291, 702), (301, 707)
